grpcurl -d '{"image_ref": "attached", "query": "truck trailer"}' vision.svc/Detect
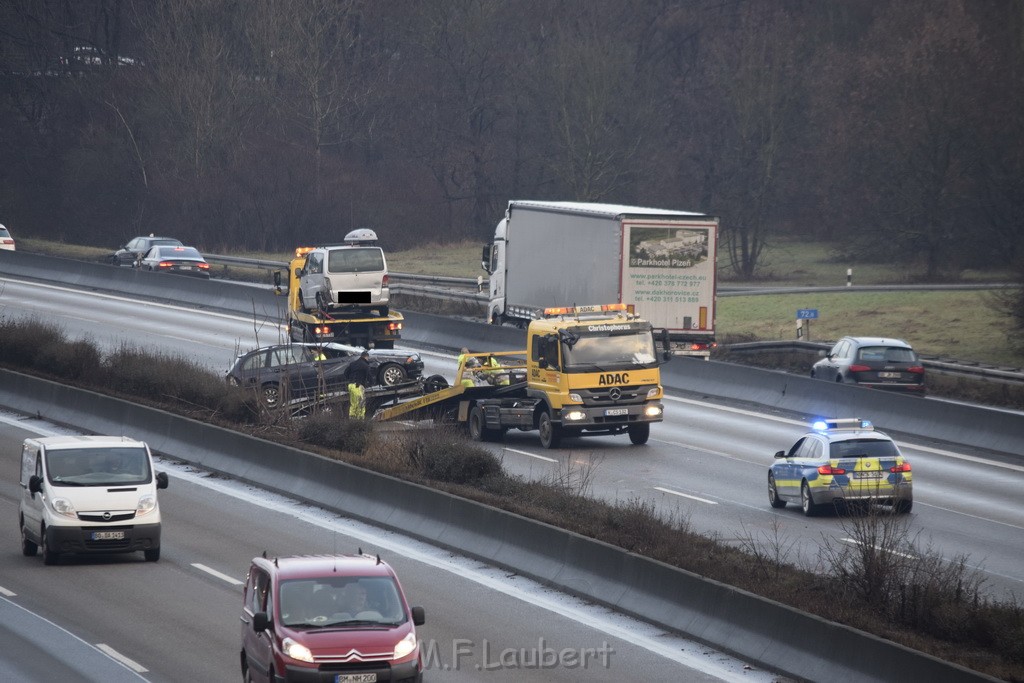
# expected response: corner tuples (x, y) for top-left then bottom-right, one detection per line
(482, 201), (719, 358)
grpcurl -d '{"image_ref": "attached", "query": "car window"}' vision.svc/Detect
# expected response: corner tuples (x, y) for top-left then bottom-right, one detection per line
(788, 437), (806, 457)
(327, 247), (385, 273)
(246, 568), (270, 613)
(305, 253), (323, 275)
(0, 228), (10, 238)
(807, 440), (824, 459)
(829, 438), (899, 458)
(240, 351), (267, 372)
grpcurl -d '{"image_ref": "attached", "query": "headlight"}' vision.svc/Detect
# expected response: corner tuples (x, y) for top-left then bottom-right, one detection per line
(282, 637), (314, 663)
(568, 393), (582, 402)
(563, 409), (587, 421)
(393, 632), (418, 660)
(646, 387), (660, 399)
(644, 405), (663, 418)
(137, 493), (157, 516)
(51, 497), (76, 518)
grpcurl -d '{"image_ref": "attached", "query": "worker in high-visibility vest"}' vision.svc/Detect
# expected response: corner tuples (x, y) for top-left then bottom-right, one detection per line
(486, 355), (510, 386)
(344, 350), (372, 419)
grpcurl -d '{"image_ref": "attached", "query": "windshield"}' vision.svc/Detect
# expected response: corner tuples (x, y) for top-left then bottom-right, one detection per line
(45, 447), (152, 486)
(562, 331), (656, 370)
(279, 576), (406, 628)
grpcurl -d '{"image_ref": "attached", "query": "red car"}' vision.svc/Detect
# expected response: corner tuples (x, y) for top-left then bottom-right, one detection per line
(241, 554), (426, 683)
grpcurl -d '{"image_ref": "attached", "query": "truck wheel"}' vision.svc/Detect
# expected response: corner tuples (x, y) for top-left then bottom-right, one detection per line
(378, 363), (407, 386)
(469, 406), (500, 442)
(538, 411), (562, 449)
(627, 422), (650, 445)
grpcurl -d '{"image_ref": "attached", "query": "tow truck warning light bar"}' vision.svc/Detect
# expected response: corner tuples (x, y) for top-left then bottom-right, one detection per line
(542, 303), (634, 317)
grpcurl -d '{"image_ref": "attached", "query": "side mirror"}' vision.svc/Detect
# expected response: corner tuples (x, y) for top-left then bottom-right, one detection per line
(252, 612), (271, 633)
(774, 450), (786, 459)
(29, 474), (43, 494)
(662, 350), (673, 363)
(411, 605), (425, 626)
(538, 357), (548, 369)
(818, 350), (827, 358)
(294, 267), (304, 278)
(156, 471), (169, 489)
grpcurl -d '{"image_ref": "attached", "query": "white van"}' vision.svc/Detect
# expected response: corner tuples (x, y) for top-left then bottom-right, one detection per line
(297, 229), (390, 316)
(19, 435), (169, 564)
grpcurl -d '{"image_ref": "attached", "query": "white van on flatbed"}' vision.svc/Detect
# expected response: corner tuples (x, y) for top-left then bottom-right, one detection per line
(19, 435), (168, 564)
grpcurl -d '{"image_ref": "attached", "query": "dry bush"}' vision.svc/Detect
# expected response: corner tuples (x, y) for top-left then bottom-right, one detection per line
(737, 517), (799, 582)
(0, 316), (70, 369)
(405, 426), (503, 484)
(298, 412), (373, 455)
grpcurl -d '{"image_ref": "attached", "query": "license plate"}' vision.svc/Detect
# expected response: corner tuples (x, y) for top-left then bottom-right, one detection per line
(91, 530), (125, 540)
(336, 675), (376, 683)
(605, 408), (629, 416)
(878, 372), (901, 378)
(179, 266), (193, 270)
(855, 471), (883, 479)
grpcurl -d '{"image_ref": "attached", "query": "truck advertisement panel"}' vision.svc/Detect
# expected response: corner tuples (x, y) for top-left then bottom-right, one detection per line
(621, 221), (717, 336)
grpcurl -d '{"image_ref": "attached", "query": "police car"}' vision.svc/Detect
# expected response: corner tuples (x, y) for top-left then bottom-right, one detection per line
(768, 418), (913, 516)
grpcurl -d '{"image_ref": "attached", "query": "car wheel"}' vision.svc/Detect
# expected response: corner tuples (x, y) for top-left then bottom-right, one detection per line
(538, 411), (562, 449)
(378, 363), (407, 386)
(297, 289), (309, 313)
(768, 473), (787, 509)
(627, 422), (650, 445)
(21, 521), (38, 556)
(424, 374), (448, 393)
(894, 498), (913, 514)
(801, 481), (820, 517)
(41, 526), (59, 565)
(261, 383), (282, 409)
(144, 547), (161, 562)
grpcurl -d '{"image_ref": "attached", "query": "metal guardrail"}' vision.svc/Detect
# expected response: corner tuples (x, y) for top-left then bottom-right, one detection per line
(722, 340), (1024, 384)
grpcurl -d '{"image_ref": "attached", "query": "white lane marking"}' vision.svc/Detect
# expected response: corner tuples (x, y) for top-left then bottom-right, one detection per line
(0, 586), (16, 597)
(840, 538), (917, 560)
(192, 563), (245, 586)
(663, 394), (1023, 472)
(653, 487), (718, 505)
(651, 437), (757, 465)
(503, 447), (558, 463)
(95, 644), (148, 673)
(916, 501), (1024, 532)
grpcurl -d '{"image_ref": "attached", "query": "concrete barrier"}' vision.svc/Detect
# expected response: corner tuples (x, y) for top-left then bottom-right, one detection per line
(0, 369), (998, 683)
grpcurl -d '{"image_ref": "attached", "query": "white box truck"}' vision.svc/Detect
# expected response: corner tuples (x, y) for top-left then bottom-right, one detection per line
(482, 201), (719, 358)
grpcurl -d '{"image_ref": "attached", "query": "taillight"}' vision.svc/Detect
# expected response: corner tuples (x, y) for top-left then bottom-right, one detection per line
(382, 274), (389, 287)
(907, 366), (924, 374)
(817, 464), (846, 475)
(198, 262), (210, 270)
(890, 462), (912, 473)
(690, 343), (707, 351)
(158, 261), (175, 268)
(849, 364), (871, 373)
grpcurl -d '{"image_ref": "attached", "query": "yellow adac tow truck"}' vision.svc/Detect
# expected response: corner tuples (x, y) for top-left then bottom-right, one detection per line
(374, 303), (668, 449)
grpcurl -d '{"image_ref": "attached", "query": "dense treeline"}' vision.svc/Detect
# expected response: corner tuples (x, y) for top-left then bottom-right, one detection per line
(1, 0), (1021, 282)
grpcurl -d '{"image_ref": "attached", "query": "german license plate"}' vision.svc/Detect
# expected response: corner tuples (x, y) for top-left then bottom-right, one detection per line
(855, 471), (882, 479)
(878, 372), (901, 378)
(179, 266), (193, 270)
(336, 675), (376, 683)
(605, 408), (629, 416)
(91, 530), (125, 540)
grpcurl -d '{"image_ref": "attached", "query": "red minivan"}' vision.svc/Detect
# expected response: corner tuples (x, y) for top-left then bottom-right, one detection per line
(241, 554), (426, 683)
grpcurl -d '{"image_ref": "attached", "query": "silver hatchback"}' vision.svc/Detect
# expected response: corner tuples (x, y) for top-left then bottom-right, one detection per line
(811, 336), (925, 395)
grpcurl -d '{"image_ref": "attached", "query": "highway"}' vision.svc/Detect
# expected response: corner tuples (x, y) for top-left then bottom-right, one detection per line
(3, 275), (1022, 602)
(0, 276), (796, 681)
